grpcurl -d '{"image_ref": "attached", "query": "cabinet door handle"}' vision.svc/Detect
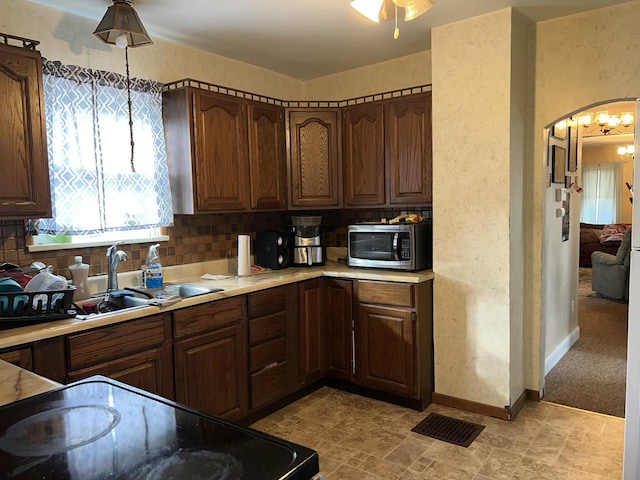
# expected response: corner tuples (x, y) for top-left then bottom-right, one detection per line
(262, 361), (279, 371)
(393, 233), (400, 261)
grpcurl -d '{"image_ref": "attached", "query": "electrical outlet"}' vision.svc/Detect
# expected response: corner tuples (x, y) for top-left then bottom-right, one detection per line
(571, 299), (575, 314)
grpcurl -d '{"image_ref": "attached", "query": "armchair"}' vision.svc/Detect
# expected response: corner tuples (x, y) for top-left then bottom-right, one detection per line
(591, 228), (632, 301)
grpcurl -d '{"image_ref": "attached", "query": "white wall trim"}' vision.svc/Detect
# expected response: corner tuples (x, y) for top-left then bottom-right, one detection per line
(544, 326), (580, 375)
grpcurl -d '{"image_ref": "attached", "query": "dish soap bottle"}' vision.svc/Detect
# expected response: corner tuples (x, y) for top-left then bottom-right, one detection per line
(143, 244), (163, 289)
(69, 256), (90, 301)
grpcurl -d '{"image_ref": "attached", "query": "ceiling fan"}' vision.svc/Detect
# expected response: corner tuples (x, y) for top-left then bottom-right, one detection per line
(351, 0), (434, 38)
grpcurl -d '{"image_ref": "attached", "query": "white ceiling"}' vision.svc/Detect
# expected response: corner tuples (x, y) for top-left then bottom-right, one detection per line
(30, 0), (631, 80)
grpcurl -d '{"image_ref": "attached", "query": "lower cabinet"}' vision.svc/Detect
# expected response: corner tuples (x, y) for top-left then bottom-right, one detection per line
(354, 280), (433, 405)
(247, 285), (296, 410)
(67, 347), (173, 397)
(299, 279), (325, 385)
(0, 346), (33, 370)
(325, 278), (353, 381)
(355, 304), (416, 397)
(173, 298), (248, 421)
(65, 314), (174, 399)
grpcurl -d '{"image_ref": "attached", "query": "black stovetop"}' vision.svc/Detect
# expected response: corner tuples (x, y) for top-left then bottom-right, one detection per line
(0, 377), (319, 480)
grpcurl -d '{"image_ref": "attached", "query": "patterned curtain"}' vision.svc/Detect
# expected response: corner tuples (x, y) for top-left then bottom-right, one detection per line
(38, 60), (173, 235)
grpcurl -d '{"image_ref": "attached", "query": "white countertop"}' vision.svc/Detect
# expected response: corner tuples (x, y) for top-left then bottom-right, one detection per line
(0, 257), (434, 350)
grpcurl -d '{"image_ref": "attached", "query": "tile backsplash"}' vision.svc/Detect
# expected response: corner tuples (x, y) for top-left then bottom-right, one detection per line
(0, 207), (431, 280)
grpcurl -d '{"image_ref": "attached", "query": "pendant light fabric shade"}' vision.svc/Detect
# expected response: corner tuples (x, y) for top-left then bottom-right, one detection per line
(94, 0), (152, 47)
(350, 0), (385, 22)
(350, 0), (433, 24)
(404, 0), (434, 21)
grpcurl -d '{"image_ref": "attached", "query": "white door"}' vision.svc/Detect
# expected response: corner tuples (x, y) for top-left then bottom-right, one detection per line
(622, 100), (639, 480)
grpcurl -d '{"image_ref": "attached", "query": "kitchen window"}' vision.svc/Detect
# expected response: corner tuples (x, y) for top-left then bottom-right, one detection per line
(28, 60), (173, 251)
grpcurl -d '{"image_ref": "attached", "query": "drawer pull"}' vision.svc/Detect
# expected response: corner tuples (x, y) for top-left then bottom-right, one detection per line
(262, 361), (278, 371)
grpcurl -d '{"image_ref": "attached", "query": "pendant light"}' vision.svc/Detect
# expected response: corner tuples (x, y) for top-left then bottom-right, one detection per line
(94, 0), (152, 48)
(350, 0), (434, 38)
(93, 0), (152, 172)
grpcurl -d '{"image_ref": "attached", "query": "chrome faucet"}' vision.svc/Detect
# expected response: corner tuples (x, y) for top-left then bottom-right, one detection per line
(106, 242), (128, 292)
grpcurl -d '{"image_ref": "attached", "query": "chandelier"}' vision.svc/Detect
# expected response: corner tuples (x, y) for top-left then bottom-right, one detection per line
(94, 0), (153, 172)
(351, 0), (434, 39)
(617, 145), (635, 160)
(578, 111), (634, 135)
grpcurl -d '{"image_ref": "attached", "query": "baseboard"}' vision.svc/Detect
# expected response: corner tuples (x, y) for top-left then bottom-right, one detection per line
(432, 392), (510, 420)
(526, 389), (541, 401)
(545, 326), (580, 375)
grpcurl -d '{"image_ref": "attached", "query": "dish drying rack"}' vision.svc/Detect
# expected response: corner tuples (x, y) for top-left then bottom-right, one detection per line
(0, 262), (77, 326)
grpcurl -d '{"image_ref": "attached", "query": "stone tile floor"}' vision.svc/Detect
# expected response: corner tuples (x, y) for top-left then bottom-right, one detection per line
(251, 387), (624, 479)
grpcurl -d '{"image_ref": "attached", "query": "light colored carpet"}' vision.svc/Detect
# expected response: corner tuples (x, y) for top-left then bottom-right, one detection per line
(543, 268), (628, 418)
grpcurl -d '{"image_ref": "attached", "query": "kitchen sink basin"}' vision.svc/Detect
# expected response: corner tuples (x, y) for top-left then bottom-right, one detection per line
(123, 284), (224, 300)
(164, 283), (223, 298)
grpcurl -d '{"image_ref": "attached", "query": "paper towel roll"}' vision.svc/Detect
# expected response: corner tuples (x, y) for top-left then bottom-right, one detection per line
(237, 234), (251, 277)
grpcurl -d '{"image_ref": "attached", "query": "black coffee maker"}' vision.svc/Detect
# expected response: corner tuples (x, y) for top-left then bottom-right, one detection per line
(291, 216), (326, 266)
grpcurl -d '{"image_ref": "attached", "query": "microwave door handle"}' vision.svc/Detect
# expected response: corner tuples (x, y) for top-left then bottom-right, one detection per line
(393, 233), (400, 261)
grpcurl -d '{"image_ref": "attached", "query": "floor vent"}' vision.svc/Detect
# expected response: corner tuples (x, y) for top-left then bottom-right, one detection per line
(411, 413), (485, 448)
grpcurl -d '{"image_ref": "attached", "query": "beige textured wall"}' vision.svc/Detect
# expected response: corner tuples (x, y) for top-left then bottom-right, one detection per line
(2, 0), (304, 99)
(432, 9), (517, 408)
(302, 50), (432, 100)
(533, 1), (640, 393)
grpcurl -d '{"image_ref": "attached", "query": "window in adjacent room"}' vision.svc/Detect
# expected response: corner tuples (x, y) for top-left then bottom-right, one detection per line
(580, 162), (623, 224)
(27, 60), (174, 251)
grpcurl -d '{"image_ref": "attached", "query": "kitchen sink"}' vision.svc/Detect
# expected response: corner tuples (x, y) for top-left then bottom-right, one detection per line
(87, 284), (224, 316)
(163, 283), (223, 298)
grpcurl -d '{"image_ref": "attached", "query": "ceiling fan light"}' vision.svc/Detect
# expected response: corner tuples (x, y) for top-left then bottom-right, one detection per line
(404, 0), (434, 21)
(351, 0), (385, 22)
(94, 0), (152, 47)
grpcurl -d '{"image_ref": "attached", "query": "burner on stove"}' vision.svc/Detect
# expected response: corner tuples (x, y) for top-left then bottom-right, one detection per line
(133, 449), (243, 480)
(0, 405), (120, 457)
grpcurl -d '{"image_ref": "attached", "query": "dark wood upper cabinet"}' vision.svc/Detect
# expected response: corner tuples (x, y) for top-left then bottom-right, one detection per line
(247, 102), (286, 210)
(286, 109), (342, 209)
(193, 91), (250, 211)
(343, 103), (385, 207)
(385, 93), (433, 205)
(0, 42), (51, 219)
(163, 88), (250, 213)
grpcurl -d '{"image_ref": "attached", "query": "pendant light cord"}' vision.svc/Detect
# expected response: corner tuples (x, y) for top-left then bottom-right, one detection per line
(125, 46), (136, 173)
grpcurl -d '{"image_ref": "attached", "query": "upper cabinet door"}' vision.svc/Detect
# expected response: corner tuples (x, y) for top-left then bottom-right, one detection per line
(193, 91), (250, 211)
(247, 102), (286, 210)
(343, 103), (385, 207)
(385, 93), (433, 205)
(287, 109), (342, 209)
(0, 44), (51, 219)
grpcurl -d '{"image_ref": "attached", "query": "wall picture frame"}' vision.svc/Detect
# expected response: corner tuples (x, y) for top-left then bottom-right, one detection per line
(551, 145), (566, 184)
(551, 122), (567, 140)
(567, 126), (578, 172)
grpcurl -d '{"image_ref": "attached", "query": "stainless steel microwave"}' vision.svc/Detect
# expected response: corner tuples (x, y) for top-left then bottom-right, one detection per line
(347, 221), (432, 271)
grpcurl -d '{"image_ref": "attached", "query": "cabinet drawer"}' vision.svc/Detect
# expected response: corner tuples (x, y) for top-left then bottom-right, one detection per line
(0, 346), (33, 370)
(249, 311), (286, 344)
(358, 281), (415, 308)
(250, 361), (288, 410)
(248, 287), (286, 319)
(250, 337), (286, 372)
(68, 315), (167, 371)
(174, 297), (243, 338)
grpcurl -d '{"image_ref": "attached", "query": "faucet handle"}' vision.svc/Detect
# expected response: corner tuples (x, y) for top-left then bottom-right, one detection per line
(107, 241), (122, 257)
